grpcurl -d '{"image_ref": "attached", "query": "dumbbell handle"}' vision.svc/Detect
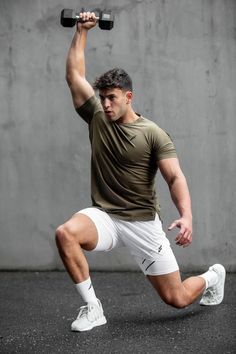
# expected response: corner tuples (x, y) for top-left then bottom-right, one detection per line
(75, 14), (100, 22)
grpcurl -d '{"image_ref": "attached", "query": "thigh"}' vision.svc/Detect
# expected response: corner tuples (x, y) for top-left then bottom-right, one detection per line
(62, 211), (99, 251)
(78, 207), (122, 252)
(134, 244), (179, 276)
(118, 214), (179, 275)
(117, 214), (168, 260)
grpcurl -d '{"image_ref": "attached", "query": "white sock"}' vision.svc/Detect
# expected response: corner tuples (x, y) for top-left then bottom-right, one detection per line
(199, 268), (218, 289)
(75, 277), (98, 306)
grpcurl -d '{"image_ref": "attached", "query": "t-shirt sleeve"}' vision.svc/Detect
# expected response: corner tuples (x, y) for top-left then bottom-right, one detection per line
(150, 125), (177, 161)
(75, 95), (103, 124)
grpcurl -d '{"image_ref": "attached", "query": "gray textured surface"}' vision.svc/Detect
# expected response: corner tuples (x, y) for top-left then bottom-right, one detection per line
(0, 0), (235, 270)
(0, 271), (235, 354)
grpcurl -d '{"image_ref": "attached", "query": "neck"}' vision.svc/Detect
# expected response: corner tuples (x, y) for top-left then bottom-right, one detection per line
(117, 107), (139, 124)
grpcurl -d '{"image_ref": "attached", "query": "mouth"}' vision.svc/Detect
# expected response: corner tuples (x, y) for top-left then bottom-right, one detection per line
(104, 111), (113, 116)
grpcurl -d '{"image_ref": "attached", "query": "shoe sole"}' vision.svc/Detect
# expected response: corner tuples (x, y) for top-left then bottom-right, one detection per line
(200, 264), (226, 306)
(71, 316), (107, 332)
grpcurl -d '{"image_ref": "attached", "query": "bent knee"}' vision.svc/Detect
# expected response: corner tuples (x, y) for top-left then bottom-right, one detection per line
(162, 293), (188, 309)
(55, 223), (76, 246)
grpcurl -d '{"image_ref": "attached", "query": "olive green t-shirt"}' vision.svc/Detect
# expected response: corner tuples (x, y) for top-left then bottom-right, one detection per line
(76, 95), (177, 221)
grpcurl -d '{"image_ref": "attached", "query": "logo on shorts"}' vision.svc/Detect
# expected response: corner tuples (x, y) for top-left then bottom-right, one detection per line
(158, 245), (162, 253)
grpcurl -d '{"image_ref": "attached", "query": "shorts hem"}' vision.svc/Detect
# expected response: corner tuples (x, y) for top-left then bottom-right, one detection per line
(145, 266), (179, 276)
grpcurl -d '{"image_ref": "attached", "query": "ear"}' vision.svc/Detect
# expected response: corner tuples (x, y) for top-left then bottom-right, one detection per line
(125, 91), (133, 104)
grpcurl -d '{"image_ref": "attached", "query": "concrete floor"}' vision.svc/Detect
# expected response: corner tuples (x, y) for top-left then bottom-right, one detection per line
(0, 271), (235, 354)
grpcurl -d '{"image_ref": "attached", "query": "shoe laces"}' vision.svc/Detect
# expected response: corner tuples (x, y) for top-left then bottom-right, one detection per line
(77, 303), (100, 322)
(78, 304), (90, 318)
(205, 288), (216, 297)
(203, 287), (218, 303)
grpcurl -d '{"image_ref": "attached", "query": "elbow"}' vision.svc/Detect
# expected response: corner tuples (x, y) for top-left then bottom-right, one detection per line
(168, 174), (178, 188)
(65, 69), (84, 88)
(65, 72), (77, 91)
(66, 71), (73, 86)
(65, 65), (77, 85)
(168, 173), (186, 189)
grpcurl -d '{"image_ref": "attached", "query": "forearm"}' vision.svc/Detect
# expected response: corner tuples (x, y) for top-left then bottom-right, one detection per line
(169, 174), (192, 219)
(66, 28), (88, 82)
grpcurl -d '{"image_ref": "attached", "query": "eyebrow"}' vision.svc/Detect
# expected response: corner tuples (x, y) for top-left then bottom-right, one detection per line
(99, 93), (116, 99)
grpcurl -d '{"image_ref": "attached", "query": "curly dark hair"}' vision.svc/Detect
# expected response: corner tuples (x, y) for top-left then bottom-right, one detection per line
(93, 68), (133, 91)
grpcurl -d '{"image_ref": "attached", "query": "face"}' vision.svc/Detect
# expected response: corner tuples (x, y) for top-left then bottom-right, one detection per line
(99, 88), (132, 122)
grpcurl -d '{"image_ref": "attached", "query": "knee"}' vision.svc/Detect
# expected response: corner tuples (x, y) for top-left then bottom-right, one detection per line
(162, 292), (188, 309)
(55, 223), (75, 248)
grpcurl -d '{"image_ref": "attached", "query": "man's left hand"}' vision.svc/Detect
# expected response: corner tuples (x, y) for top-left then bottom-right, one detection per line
(168, 217), (192, 248)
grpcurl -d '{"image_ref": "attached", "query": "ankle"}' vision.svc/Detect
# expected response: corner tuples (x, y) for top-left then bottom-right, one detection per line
(75, 277), (98, 306)
(199, 268), (218, 289)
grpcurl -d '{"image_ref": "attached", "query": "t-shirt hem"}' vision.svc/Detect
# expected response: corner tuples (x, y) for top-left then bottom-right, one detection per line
(106, 211), (160, 222)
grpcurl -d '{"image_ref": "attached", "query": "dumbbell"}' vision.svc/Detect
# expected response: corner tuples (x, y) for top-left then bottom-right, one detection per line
(60, 9), (114, 30)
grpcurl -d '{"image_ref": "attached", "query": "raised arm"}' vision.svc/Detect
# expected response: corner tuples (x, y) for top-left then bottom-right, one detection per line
(66, 12), (97, 109)
(158, 157), (193, 248)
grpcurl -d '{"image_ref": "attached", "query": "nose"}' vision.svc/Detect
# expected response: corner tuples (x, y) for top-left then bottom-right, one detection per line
(103, 98), (110, 109)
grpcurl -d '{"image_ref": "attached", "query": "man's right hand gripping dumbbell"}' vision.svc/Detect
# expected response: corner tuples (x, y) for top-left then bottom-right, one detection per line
(77, 11), (98, 31)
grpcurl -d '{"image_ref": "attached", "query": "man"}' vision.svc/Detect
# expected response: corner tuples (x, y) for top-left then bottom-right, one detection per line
(56, 12), (226, 332)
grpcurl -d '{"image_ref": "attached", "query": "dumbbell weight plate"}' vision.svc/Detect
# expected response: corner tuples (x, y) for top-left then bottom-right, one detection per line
(60, 9), (76, 27)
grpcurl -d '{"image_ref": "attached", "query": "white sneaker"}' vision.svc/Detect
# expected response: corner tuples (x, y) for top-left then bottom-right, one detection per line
(71, 299), (107, 332)
(200, 264), (226, 306)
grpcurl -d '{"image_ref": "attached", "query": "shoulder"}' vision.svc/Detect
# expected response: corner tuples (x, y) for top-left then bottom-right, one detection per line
(76, 95), (104, 124)
(140, 116), (172, 141)
(76, 95), (103, 115)
(138, 116), (177, 161)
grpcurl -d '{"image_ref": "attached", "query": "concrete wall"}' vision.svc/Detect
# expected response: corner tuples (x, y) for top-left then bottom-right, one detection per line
(0, 0), (235, 271)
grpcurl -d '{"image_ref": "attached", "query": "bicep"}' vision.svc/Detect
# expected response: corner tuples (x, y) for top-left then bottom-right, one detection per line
(158, 158), (184, 185)
(67, 73), (95, 109)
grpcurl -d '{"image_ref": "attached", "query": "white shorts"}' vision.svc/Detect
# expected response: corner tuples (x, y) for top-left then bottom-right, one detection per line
(78, 207), (179, 276)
